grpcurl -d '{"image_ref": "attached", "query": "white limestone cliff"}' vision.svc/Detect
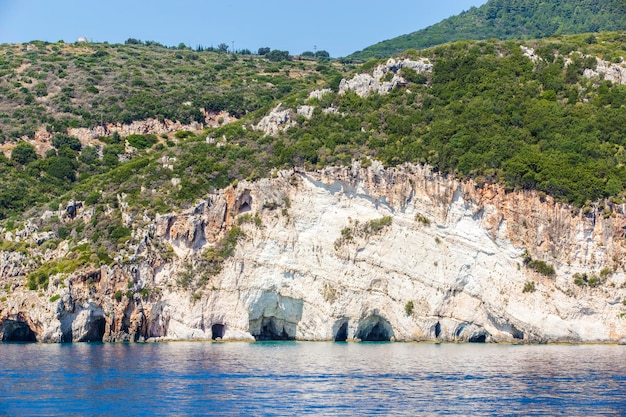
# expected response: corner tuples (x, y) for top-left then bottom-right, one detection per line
(1, 163), (626, 343)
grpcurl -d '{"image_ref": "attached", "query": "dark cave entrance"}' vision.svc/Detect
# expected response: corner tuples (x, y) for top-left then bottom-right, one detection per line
(468, 333), (487, 343)
(78, 317), (106, 342)
(211, 324), (225, 340)
(254, 317), (294, 341)
(334, 322), (348, 342)
(2, 320), (37, 342)
(434, 322), (441, 338)
(355, 316), (393, 342)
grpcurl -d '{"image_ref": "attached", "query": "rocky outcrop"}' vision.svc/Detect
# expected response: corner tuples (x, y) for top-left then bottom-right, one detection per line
(3, 111), (234, 158)
(339, 58), (432, 97)
(1, 163), (626, 343)
(253, 105), (297, 135)
(583, 58), (626, 85)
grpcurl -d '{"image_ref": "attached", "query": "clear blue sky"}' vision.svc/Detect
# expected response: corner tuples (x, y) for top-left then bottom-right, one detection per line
(0, 0), (487, 57)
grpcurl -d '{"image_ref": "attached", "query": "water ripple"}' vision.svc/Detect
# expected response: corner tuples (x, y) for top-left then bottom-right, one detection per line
(0, 342), (625, 416)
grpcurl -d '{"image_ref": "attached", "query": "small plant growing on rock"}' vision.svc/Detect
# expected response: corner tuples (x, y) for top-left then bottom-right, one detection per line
(522, 281), (536, 293)
(522, 250), (555, 277)
(114, 290), (123, 302)
(236, 212), (262, 227)
(404, 300), (414, 316)
(573, 272), (604, 288)
(528, 260), (556, 277)
(415, 213), (431, 225)
(49, 294), (61, 302)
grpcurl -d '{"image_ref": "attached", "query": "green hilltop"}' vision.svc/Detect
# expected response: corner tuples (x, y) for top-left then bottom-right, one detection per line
(349, 0), (626, 60)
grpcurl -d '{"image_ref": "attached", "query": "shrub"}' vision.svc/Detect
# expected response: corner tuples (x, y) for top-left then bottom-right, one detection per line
(174, 130), (194, 139)
(126, 134), (157, 149)
(527, 260), (556, 277)
(52, 134), (82, 151)
(27, 270), (48, 290)
(415, 213), (431, 225)
(404, 300), (414, 315)
(114, 290), (123, 301)
(573, 272), (604, 287)
(522, 281), (536, 293)
(49, 294), (61, 302)
(11, 141), (37, 165)
(236, 212), (262, 227)
(363, 216), (392, 236)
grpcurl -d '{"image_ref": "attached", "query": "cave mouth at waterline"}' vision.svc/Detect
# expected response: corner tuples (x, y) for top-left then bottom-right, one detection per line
(434, 322), (441, 338)
(355, 315), (393, 342)
(211, 324), (225, 340)
(1, 320), (37, 342)
(78, 317), (106, 342)
(253, 317), (295, 341)
(469, 333), (487, 343)
(334, 321), (349, 342)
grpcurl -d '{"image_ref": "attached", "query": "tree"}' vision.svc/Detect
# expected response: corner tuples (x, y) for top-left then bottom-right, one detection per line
(315, 50), (330, 58)
(265, 50), (290, 62)
(124, 38), (142, 45)
(258, 47), (270, 56)
(52, 134), (82, 152)
(217, 43), (229, 53)
(11, 141), (37, 165)
(301, 51), (315, 57)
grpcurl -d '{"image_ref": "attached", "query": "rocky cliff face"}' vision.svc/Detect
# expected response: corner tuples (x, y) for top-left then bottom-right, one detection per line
(1, 163), (626, 343)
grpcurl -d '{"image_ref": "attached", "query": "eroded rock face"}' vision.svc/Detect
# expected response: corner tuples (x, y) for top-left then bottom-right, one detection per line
(1, 163), (626, 343)
(253, 105), (296, 135)
(0, 314), (37, 342)
(339, 58), (432, 97)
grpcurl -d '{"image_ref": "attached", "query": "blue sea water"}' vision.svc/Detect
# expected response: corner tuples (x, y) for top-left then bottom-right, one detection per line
(0, 342), (625, 416)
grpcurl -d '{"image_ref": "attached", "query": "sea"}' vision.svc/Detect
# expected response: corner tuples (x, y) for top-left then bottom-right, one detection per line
(1, 342), (625, 416)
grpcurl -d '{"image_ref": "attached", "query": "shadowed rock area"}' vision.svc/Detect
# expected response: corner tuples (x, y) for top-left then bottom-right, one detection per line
(356, 315), (394, 342)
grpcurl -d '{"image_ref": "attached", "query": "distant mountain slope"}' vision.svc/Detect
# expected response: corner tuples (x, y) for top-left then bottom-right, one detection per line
(350, 0), (626, 59)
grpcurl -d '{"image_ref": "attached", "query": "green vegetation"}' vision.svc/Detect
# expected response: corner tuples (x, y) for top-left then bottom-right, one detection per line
(236, 212), (263, 227)
(176, 225), (246, 289)
(404, 300), (414, 315)
(522, 249), (556, 277)
(49, 294), (61, 302)
(527, 260), (556, 277)
(350, 0), (626, 59)
(522, 281), (537, 293)
(26, 243), (97, 290)
(415, 213), (431, 225)
(1, 31), (626, 285)
(0, 41), (347, 142)
(573, 271), (607, 288)
(334, 216), (393, 249)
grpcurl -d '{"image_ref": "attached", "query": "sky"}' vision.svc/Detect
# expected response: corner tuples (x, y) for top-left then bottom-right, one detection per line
(0, 0), (487, 57)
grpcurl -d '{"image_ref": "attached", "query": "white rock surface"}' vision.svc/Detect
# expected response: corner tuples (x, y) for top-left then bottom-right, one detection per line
(339, 58), (432, 97)
(2, 164), (626, 343)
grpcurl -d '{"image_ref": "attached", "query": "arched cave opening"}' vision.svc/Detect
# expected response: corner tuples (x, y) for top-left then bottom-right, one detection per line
(237, 190), (253, 214)
(254, 317), (294, 341)
(434, 322), (441, 338)
(355, 315), (393, 342)
(1, 320), (37, 342)
(78, 317), (106, 342)
(334, 322), (348, 342)
(468, 333), (487, 343)
(510, 326), (524, 340)
(211, 324), (225, 340)
(238, 202), (251, 214)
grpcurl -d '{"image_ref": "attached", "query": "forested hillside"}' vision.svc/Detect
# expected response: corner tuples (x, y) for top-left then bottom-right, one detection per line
(0, 41), (345, 142)
(1, 32), (625, 249)
(350, 0), (626, 59)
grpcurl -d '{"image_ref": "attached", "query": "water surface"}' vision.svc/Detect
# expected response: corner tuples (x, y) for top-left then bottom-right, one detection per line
(1, 342), (624, 416)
